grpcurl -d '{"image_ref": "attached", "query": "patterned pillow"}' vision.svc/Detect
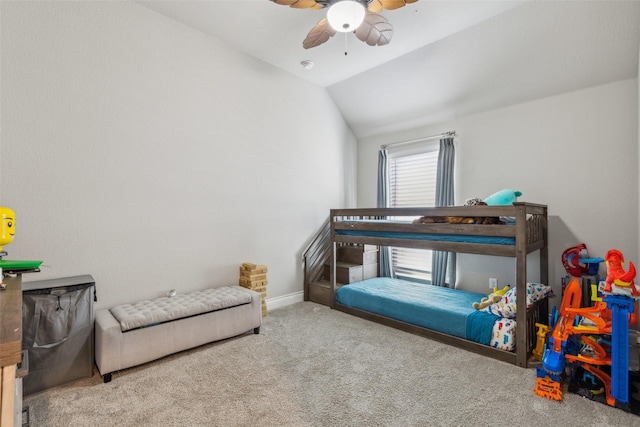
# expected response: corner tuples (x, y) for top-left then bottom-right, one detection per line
(484, 283), (553, 318)
(490, 318), (517, 350)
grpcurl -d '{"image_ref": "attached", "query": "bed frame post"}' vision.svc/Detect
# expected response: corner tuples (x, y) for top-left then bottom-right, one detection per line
(330, 210), (337, 309)
(539, 205), (550, 358)
(540, 205), (549, 287)
(515, 203), (528, 367)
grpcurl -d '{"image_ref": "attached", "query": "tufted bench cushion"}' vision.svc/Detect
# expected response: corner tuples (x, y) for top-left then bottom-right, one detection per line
(110, 286), (252, 332)
(95, 285), (262, 382)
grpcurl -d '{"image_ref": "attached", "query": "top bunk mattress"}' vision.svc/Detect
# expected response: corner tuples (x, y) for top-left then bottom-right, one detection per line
(335, 277), (500, 345)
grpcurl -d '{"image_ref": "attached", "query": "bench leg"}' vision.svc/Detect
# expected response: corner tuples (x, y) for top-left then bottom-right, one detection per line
(103, 373), (112, 383)
(253, 327), (260, 334)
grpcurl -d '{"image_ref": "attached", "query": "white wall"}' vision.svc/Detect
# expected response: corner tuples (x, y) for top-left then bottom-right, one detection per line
(0, 2), (356, 309)
(358, 79), (639, 298)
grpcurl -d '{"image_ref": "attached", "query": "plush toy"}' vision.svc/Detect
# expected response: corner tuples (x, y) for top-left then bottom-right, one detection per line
(461, 198), (502, 224)
(484, 189), (523, 206)
(472, 285), (510, 310)
(412, 198), (502, 225)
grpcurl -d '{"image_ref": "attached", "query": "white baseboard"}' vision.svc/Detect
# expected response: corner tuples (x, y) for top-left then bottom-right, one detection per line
(265, 291), (304, 311)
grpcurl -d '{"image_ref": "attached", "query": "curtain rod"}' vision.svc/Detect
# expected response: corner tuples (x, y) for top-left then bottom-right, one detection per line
(380, 131), (456, 149)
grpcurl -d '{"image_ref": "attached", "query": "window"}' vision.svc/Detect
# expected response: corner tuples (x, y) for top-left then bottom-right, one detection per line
(387, 145), (439, 283)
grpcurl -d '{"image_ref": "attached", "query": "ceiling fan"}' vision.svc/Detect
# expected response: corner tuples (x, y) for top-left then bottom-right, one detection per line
(271, 0), (419, 49)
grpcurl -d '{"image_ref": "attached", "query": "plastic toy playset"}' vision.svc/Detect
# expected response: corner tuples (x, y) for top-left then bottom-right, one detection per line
(534, 245), (640, 414)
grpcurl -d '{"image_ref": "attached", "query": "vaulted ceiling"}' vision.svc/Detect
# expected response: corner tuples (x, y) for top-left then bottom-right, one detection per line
(137, 1), (640, 138)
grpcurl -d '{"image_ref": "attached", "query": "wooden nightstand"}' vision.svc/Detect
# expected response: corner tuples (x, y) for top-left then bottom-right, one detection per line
(0, 275), (22, 427)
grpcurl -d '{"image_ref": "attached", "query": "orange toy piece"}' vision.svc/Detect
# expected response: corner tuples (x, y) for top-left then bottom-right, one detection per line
(603, 249), (639, 296)
(534, 377), (563, 401)
(559, 279), (611, 338)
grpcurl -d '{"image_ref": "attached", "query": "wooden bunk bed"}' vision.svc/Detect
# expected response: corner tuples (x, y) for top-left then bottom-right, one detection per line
(329, 202), (549, 368)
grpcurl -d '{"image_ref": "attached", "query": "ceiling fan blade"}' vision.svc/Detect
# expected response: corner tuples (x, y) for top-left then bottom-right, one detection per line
(367, 0), (418, 12)
(303, 18), (337, 49)
(367, 0), (383, 13)
(271, 0), (323, 9)
(355, 12), (393, 46)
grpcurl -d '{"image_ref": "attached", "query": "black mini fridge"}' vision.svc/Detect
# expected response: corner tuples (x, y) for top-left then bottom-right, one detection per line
(22, 275), (95, 395)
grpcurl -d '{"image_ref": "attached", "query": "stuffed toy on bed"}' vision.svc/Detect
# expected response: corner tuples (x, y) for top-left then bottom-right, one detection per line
(412, 198), (503, 225)
(484, 189), (522, 206)
(472, 285), (510, 310)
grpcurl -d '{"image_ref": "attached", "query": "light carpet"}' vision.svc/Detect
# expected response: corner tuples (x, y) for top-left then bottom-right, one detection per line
(24, 301), (638, 426)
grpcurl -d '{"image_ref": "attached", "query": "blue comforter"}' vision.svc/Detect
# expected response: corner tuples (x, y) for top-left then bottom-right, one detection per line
(335, 277), (500, 345)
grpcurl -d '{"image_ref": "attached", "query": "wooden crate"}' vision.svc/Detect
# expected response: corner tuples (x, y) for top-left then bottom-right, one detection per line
(239, 262), (268, 318)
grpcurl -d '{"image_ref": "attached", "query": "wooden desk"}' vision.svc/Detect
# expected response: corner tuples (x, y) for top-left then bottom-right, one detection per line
(0, 275), (22, 427)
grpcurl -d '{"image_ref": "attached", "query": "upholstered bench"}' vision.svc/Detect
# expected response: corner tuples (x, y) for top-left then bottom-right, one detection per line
(95, 285), (262, 382)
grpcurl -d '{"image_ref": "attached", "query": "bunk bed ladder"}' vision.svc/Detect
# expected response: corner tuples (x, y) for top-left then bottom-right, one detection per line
(303, 218), (379, 307)
(303, 219), (332, 303)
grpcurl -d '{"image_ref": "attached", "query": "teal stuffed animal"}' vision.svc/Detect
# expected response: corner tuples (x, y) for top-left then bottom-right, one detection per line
(484, 189), (522, 206)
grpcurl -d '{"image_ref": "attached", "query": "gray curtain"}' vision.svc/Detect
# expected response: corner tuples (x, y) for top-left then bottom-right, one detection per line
(377, 149), (392, 277)
(431, 137), (456, 287)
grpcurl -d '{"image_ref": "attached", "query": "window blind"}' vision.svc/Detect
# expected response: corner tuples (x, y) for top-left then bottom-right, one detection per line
(388, 149), (439, 283)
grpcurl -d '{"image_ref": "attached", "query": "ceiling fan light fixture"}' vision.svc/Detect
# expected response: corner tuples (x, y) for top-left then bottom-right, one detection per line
(327, 1), (366, 33)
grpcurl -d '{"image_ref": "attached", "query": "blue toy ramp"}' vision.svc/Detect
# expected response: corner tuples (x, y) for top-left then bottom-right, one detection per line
(606, 295), (636, 405)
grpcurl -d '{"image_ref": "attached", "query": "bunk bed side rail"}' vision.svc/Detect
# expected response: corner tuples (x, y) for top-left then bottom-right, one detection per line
(332, 206), (523, 218)
(333, 234), (518, 257)
(331, 203), (546, 217)
(333, 221), (517, 237)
